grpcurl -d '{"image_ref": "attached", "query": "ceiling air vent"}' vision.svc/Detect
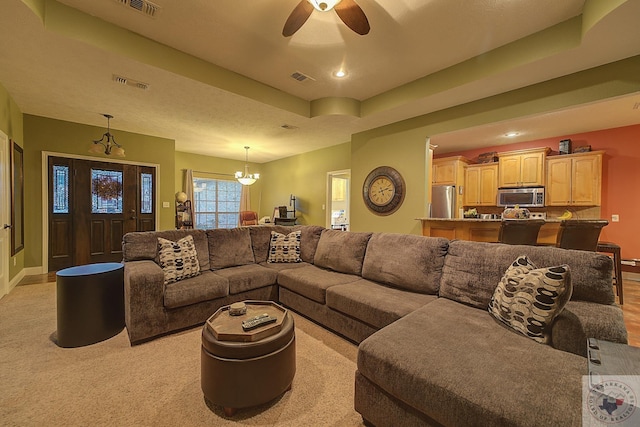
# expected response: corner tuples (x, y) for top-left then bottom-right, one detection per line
(113, 74), (150, 91)
(633, 102), (640, 110)
(290, 71), (315, 84)
(113, 0), (161, 18)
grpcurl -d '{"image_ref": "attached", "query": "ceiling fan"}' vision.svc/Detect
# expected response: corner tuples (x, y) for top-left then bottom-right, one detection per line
(283, 0), (370, 37)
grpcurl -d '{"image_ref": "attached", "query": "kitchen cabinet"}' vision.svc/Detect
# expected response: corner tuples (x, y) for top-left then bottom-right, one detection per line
(432, 156), (469, 185)
(464, 163), (498, 206)
(431, 156), (469, 217)
(546, 151), (603, 206)
(498, 147), (550, 188)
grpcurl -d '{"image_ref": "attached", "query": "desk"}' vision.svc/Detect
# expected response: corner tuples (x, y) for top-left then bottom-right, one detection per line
(56, 263), (124, 347)
(274, 217), (297, 226)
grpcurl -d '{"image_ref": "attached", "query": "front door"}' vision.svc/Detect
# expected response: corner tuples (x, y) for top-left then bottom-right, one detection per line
(48, 156), (156, 271)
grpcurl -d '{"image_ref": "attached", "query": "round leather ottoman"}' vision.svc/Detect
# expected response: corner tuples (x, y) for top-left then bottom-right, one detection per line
(201, 311), (296, 416)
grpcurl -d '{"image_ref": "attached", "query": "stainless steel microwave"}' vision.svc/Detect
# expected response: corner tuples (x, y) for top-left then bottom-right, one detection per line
(497, 187), (544, 207)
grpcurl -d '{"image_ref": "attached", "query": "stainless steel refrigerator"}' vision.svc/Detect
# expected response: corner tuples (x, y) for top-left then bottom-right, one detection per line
(430, 185), (456, 218)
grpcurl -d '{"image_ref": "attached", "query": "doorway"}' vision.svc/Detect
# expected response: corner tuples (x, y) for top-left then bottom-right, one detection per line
(326, 170), (350, 231)
(47, 156), (156, 271)
(0, 131), (9, 297)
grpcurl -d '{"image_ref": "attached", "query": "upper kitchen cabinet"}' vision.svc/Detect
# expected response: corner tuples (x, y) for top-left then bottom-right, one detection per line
(464, 163), (498, 206)
(546, 151), (603, 206)
(432, 156), (469, 185)
(498, 147), (550, 188)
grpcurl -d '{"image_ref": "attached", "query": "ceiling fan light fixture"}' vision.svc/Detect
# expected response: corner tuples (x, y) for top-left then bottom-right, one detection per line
(308, 0), (342, 12)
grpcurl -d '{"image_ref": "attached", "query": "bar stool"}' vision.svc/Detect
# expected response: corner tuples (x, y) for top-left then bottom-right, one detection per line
(498, 219), (545, 245)
(597, 241), (623, 305)
(555, 220), (609, 252)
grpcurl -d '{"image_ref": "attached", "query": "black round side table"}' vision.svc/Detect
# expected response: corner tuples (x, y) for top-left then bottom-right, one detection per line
(56, 263), (125, 348)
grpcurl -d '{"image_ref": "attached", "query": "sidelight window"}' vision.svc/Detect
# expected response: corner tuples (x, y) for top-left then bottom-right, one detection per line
(140, 172), (153, 214)
(52, 165), (69, 214)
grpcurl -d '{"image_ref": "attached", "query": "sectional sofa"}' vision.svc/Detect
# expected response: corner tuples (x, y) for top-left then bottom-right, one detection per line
(122, 225), (627, 426)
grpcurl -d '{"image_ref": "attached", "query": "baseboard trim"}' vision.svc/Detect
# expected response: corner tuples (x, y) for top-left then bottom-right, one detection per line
(623, 271), (640, 282)
(24, 266), (46, 276)
(8, 269), (26, 292)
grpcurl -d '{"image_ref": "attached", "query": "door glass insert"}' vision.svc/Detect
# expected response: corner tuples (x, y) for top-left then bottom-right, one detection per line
(91, 169), (123, 214)
(140, 172), (153, 214)
(53, 165), (69, 214)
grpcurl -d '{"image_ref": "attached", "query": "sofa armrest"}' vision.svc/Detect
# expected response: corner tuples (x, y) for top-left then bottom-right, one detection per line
(551, 300), (628, 357)
(124, 260), (166, 343)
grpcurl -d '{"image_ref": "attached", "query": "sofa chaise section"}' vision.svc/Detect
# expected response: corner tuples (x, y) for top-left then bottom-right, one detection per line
(355, 240), (627, 426)
(356, 298), (587, 427)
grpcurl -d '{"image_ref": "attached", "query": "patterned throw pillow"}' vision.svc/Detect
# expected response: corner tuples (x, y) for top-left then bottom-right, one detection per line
(157, 235), (200, 285)
(488, 255), (572, 344)
(268, 230), (301, 263)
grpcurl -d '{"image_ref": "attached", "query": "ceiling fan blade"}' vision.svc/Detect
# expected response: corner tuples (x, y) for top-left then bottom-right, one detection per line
(334, 0), (370, 35)
(283, 0), (315, 37)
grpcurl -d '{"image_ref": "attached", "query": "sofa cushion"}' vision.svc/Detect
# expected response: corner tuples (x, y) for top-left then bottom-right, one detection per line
(123, 229), (210, 270)
(278, 264), (360, 304)
(439, 240), (615, 309)
(293, 225), (324, 263)
(488, 255), (572, 344)
(157, 235), (201, 285)
(552, 300), (628, 356)
(248, 225), (299, 263)
(163, 270), (228, 309)
(207, 228), (255, 269)
(268, 230), (301, 263)
(314, 230), (372, 275)
(326, 279), (436, 329)
(361, 233), (448, 294)
(212, 264), (278, 295)
(358, 298), (586, 426)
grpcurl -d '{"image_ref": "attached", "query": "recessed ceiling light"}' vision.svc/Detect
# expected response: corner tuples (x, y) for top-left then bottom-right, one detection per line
(505, 132), (520, 137)
(334, 69), (347, 78)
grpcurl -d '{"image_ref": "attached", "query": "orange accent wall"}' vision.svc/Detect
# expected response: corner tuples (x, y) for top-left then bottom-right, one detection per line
(436, 124), (640, 260)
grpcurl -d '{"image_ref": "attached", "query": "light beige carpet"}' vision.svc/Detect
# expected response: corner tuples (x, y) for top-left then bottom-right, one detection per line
(0, 282), (364, 426)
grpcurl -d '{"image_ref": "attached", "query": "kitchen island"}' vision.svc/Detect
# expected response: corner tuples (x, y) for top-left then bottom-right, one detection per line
(417, 218), (561, 244)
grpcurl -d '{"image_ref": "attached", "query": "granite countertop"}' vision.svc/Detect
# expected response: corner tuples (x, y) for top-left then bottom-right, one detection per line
(415, 217), (564, 223)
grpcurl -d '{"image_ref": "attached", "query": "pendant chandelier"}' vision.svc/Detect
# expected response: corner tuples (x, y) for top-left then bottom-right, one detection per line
(235, 146), (260, 186)
(89, 114), (125, 157)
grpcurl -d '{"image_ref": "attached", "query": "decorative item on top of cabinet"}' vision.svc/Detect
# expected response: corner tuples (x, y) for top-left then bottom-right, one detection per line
(546, 151), (603, 206)
(497, 147), (550, 188)
(464, 163), (498, 206)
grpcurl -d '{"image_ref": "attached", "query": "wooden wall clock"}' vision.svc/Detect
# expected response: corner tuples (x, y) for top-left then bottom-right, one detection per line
(362, 166), (406, 216)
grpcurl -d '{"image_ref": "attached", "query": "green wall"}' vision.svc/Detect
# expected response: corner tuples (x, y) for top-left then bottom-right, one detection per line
(23, 115), (175, 269)
(350, 55), (640, 234)
(259, 143), (351, 227)
(0, 83), (24, 281)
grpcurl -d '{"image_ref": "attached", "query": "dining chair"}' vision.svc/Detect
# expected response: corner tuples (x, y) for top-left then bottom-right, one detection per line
(555, 220), (609, 252)
(498, 219), (545, 245)
(239, 211), (258, 226)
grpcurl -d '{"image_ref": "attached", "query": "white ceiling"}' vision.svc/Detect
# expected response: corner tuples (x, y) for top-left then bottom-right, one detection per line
(0, 0), (639, 162)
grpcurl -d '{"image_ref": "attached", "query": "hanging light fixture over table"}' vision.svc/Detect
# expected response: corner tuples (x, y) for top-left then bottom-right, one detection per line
(235, 146), (260, 186)
(89, 114), (125, 157)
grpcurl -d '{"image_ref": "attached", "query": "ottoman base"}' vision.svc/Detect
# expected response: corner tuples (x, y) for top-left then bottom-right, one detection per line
(201, 312), (296, 415)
